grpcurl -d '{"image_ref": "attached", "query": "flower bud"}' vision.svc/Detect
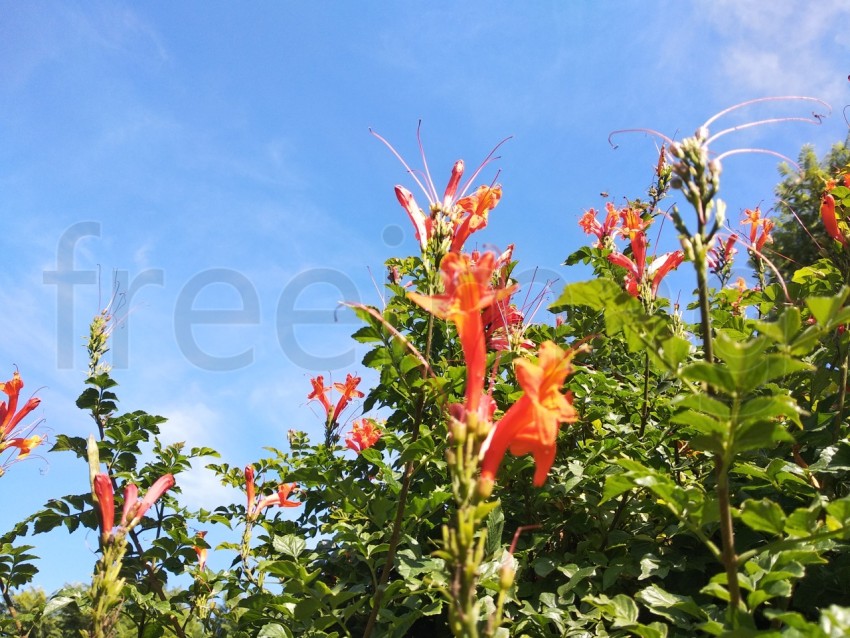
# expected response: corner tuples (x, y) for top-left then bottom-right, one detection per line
(476, 476), (494, 501)
(499, 563), (515, 590)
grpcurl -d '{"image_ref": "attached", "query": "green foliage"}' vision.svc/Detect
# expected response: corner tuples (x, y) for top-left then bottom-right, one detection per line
(5, 126), (850, 638)
(772, 135), (850, 283)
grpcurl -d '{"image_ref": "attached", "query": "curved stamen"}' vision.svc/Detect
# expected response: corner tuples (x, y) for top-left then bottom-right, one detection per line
(706, 115), (825, 146)
(370, 128), (434, 204)
(458, 136), (512, 199)
(714, 147), (801, 172)
(416, 120), (439, 203)
(701, 96), (830, 130)
(608, 128), (674, 150)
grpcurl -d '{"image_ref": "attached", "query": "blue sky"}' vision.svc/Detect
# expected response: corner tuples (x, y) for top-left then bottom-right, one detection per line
(2, 1), (850, 592)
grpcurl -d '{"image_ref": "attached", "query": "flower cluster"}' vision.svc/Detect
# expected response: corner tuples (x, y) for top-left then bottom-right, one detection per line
(741, 207), (774, 253)
(376, 130), (504, 258)
(409, 252), (516, 418)
(0, 371), (43, 472)
(244, 465), (301, 521)
(308, 373), (364, 425)
(345, 418), (382, 453)
(479, 245), (535, 353)
(410, 251), (577, 487)
(93, 472), (175, 543)
(480, 341), (578, 487)
(708, 234), (738, 284)
(582, 204), (684, 301)
(579, 203), (619, 248)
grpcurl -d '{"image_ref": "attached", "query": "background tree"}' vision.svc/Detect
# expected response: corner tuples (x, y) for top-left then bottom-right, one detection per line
(771, 135), (850, 283)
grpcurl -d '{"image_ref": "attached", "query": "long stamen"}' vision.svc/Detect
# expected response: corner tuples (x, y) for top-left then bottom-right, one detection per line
(608, 128), (675, 150)
(457, 136), (512, 199)
(369, 128), (435, 204)
(701, 96), (830, 130)
(706, 115), (825, 146)
(416, 120), (439, 203)
(714, 147), (801, 170)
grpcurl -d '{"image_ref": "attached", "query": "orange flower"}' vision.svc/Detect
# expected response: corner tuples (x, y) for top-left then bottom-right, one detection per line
(345, 418), (382, 453)
(332, 373), (364, 423)
(93, 473), (115, 542)
(608, 250), (683, 299)
(93, 472), (175, 541)
(193, 531), (208, 571)
(408, 252), (515, 415)
(255, 483), (301, 514)
(450, 185), (503, 253)
(480, 342), (577, 487)
(579, 203), (619, 247)
(373, 128), (506, 253)
(0, 371), (41, 440)
(742, 207), (774, 252)
(121, 474), (176, 529)
(244, 465), (256, 517)
(821, 194), (848, 247)
(307, 376), (333, 417)
(2, 435), (43, 460)
(246, 464), (301, 519)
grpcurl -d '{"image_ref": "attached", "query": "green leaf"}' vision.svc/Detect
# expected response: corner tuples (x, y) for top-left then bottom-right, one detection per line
(674, 394), (731, 420)
(806, 287), (850, 326)
(257, 624), (293, 638)
(658, 335), (692, 370)
(756, 307), (801, 345)
(733, 418), (794, 454)
(485, 504), (505, 557)
(272, 534), (306, 559)
(680, 362), (736, 394)
(636, 584), (704, 624)
(550, 278), (626, 312)
(740, 499), (786, 535)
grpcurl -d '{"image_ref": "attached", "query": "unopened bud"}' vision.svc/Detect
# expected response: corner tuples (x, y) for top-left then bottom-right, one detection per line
(499, 563), (515, 590)
(715, 199), (726, 228)
(451, 418), (467, 445)
(708, 159), (722, 178)
(476, 476), (494, 500)
(87, 434), (100, 496)
(668, 142), (683, 158)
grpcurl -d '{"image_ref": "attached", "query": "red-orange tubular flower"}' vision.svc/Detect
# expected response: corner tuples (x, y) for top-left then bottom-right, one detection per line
(93, 472), (175, 541)
(821, 194), (848, 247)
(608, 250), (683, 299)
(373, 128), (507, 253)
(345, 418), (382, 453)
(408, 252), (516, 416)
(194, 531), (208, 571)
(255, 483), (301, 514)
(3, 435), (43, 460)
(0, 371), (41, 440)
(579, 203), (619, 248)
(307, 376), (333, 417)
(450, 185), (503, 253)
(480, 341), (577, 487)
(332, 373), (364, 423)
(742, 207), (775, 252)
(246, 465), (302, 519)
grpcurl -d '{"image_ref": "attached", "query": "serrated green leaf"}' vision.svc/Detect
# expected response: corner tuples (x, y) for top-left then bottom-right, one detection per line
(272, 534), (306, 559)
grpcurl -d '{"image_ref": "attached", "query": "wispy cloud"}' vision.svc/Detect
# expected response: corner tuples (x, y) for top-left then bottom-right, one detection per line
(698, 0), (850, 108)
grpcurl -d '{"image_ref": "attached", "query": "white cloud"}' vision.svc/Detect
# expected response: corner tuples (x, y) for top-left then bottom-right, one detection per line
(697, 0), (850, 108)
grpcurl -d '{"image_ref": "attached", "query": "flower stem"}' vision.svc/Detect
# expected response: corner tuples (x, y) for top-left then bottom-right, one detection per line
(716, 454), (741, 616)
(832, 342), (849, 444)
(362, 311), (436, 638)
